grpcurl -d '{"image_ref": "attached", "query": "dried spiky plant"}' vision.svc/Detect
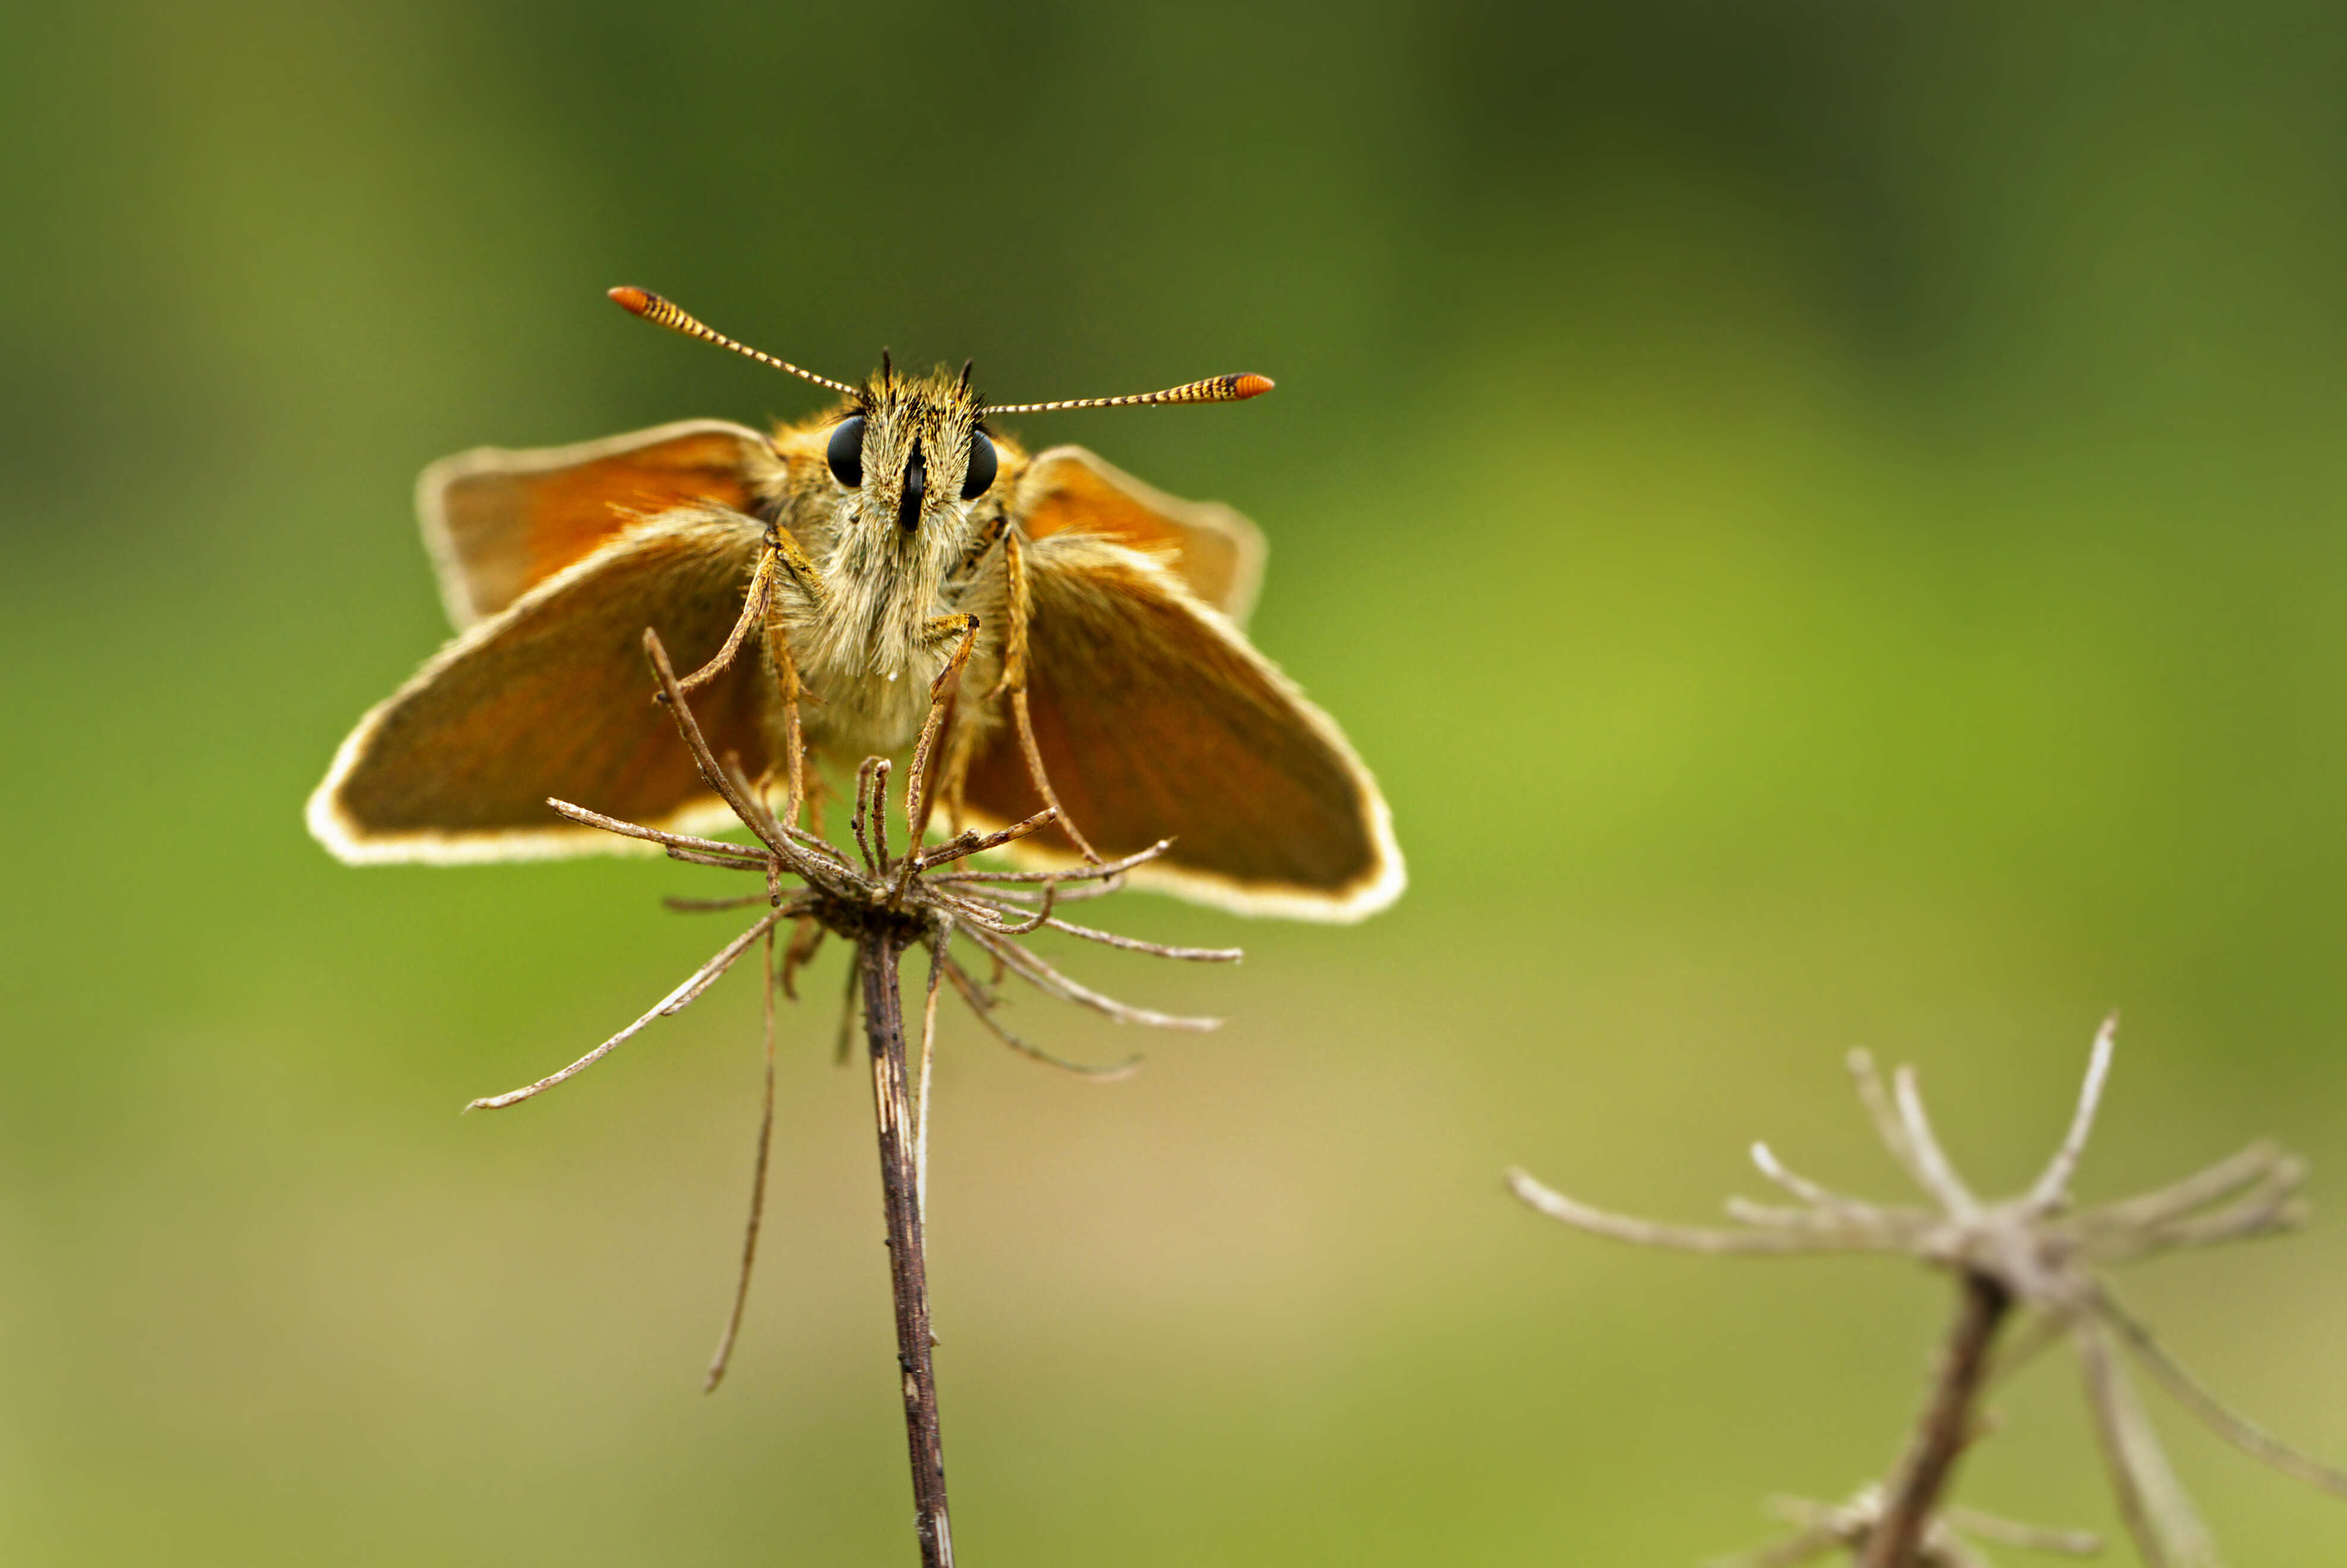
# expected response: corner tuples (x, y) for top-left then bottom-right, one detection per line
(1509, 1019), (2347, 1567)
(464, 626), (1239, 1568)
(1713, 1491), (2100, 1568)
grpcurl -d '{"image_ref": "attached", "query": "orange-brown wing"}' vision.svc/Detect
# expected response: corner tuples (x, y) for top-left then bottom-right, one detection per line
(1011, 445), (1269, 625)
(956, 536), (1402, 921)
(420, 419), (773, 628)
(309, 509), (772, 863)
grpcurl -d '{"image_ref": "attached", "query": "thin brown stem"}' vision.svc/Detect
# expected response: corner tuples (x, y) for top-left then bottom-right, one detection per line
(467, 909), (782, 1111)
(935, 883), (1059, 937)
(776, 821), (854, 871)
(664, 892), (778, 914)
(833, 955), (861, 1066)
(645, 631), (861, 896)
(1859, 1269), (2012, 1568)
(546, 798), (767, 865)
(852, 757), (883, 871)
(952, 875), (1125, 906)
(1505, 1167), (1907, 1255)
(2075, 1141), (2283, 1235)
(916, 808), (1060, 871)
(706, 922), (781, 1392)
(1026, 912), (1242, 962)
(959, 921), (1220, 1031)
(2076, 1320), (2176, 1568)
(780, 916), (825, 1002)
(664, 845), (776, 873)
(860, 931), (954, 1568)
(938, 953), (1146, 1081)
(643, 631), (793, 864)
(915, 928), (946, 1222)
(2097, 1289), (2347, 1497)
(931, 836), (1169, 884)
(2024, 1015), (2116, 1214)
(718, 751), (794, 868)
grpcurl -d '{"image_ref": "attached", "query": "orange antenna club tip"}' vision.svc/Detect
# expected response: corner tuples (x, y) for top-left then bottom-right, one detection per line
(605, 286), (862, 397)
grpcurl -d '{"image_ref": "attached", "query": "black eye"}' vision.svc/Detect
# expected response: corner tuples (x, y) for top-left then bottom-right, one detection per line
(960, 430), (998, 499)
(826, 415), (865, 487)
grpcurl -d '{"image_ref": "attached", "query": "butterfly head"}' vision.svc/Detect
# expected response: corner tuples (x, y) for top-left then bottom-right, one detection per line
(604, 283), (1272, 638)
(823, 357), (999, 546)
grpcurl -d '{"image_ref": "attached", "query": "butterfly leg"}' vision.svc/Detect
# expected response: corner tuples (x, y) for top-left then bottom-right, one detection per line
(677, 549), (776, 695)
(936, 704), (982, 837)
(895, 614), (980, 893)
(918, 524), (1017, 836)
(678, 526), (828, 695)
(766, 524), (830, 606)
(986, 532), (1103, 863)
(982, 528), (1030, 703)
(761, 599), (812, 831)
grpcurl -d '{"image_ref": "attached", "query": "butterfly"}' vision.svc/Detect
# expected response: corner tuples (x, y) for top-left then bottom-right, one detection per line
(307, 289), (1403, 921)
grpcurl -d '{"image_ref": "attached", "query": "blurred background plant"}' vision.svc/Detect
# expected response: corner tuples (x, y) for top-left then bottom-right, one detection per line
(1512, 1022), (2345, 1566)
(9, 2), (2347, 1563)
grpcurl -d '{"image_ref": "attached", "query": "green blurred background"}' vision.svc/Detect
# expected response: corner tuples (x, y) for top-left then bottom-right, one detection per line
(8, 2), (2347, 1561)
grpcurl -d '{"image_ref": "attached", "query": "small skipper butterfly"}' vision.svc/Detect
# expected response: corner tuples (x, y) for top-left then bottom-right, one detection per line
(307, 289), (1403, 920)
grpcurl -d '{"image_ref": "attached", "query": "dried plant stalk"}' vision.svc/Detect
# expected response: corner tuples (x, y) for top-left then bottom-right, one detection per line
(1513, 1019), (2345, 1567)
(463, 625), (1240, 1568)
(1859, 1270), (2010, 1568)
(862, 929), (952, 1567)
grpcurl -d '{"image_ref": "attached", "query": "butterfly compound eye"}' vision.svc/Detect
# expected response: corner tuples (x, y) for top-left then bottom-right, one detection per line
(826, 415), (866, 487)
(960, 430), (998, 499)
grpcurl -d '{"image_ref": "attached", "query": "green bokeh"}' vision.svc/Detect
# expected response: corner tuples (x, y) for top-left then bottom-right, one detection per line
(8, 2), (2347, 1561)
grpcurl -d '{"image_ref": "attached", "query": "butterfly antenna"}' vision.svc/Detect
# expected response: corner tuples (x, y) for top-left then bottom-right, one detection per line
(987, 372), (1275, 415)
(608, 287), (862, 398)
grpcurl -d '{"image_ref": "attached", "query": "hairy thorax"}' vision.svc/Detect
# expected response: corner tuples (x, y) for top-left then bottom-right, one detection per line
(779, 563), (948, 758)
(760, 405), (1019, 758)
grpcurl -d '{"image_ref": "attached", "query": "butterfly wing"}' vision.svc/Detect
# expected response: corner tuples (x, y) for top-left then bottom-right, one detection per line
(420, 419), (774, 628)
(1011, 445), (1268, 625)
(309, 509), (773, 863)
(955, 534), (1402, 921)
